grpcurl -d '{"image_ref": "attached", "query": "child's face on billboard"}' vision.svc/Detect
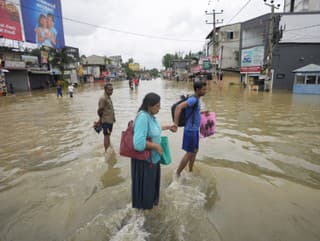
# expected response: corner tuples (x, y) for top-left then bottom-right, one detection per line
(47, 16), (54, 28)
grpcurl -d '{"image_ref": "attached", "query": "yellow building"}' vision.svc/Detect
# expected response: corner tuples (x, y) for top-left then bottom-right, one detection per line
(129, 63), (140, 71)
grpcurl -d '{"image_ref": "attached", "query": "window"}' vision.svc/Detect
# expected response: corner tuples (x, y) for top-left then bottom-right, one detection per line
(296, 75), (305, 84)
(306, 75), (316, 84)
(227, 32), (234, 40)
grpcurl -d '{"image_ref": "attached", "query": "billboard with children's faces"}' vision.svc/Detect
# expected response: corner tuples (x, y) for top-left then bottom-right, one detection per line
(20, 0), (65, 49)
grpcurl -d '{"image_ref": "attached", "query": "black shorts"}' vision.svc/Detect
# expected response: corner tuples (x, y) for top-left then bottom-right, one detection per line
(102, 122), (113, 136)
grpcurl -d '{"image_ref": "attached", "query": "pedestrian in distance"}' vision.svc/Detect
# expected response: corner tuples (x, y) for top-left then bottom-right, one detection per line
(129, 78), (133, 90)
(56, 80), (63, 97)
(133, 77), (139, 89)
(97, 83), (115, 152)
(132, 92), (177, 210)
(174, 81), (207, 176)
(68, 83), (74, 98)
(9, 83), (14, 95)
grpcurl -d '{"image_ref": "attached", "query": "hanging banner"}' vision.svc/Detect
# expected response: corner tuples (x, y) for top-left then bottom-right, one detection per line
(0, 0), (23, 41)
(20, 0), (65, 49)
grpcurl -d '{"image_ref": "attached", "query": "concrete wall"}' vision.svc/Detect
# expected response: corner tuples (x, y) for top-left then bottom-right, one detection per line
(218, 23), (241, 70)
(272, 44), (320, 90)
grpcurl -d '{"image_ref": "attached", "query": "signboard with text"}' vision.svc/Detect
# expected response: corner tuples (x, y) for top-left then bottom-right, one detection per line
(241, 46), (264, 67)
(0, 0), (23, 41)
(240, 66), (261, 73)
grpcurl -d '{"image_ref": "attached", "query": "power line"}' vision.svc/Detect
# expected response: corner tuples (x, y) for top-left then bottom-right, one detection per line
(6, 0), (204, 43)
(227, 0), (252, 24)
(63, 17), (203, 43)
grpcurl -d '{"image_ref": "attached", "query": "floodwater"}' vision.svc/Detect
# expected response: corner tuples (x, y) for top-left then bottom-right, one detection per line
(0, 79), (320, 241)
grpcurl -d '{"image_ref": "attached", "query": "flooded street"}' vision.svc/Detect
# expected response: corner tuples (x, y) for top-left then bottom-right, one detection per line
(0, 79), (320, 241)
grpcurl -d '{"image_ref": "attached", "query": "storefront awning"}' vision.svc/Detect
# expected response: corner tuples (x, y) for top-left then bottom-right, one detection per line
(51, 68), (62, 75)
(29, 70), (51, 74)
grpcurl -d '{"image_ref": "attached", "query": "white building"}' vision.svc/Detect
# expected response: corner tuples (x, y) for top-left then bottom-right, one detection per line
(284, 0), (320, 12)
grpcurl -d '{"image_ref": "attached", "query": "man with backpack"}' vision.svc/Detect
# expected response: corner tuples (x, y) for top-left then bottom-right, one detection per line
(173, 81), (207, 176)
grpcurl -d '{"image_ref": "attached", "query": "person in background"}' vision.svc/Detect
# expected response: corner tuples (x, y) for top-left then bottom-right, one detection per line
(174, 81), (207, 176)
(133, 77), (139, 88)
(68, 83), (74, 98)
(132, 92), (177, 210)
(97, 83), (115, 152)
(129, 78), (133, 90)
(9, 83), (14, 95)
(56, 80), (63, 97)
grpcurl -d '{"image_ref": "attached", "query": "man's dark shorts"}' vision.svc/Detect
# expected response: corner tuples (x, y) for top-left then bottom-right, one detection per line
(182, 129), (199, 153)
(102, 122), (113, 136)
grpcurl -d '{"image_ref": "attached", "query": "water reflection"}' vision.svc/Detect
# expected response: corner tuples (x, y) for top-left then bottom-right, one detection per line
(100, 149), (125, 188)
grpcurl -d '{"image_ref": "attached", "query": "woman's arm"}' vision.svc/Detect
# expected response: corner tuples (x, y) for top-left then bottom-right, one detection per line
(161, 124), (177, 132)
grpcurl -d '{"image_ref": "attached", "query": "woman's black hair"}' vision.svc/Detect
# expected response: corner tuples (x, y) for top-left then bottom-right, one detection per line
(138, 92), (160, 112)
(193, 80), (207, 91)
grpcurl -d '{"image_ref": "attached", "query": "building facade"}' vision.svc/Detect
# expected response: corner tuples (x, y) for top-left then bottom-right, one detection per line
(284, 0), (320, 12)
(272, 12), (320, 90)
(239, 14), (271, 90)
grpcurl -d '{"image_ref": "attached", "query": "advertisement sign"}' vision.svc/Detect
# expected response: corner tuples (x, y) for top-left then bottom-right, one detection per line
(240, 66), (261, 73)
(0, 0), (23, 41)
(20, 0), (65, 48)
(241, 46), (264, 67)
(202, 60), (211, 70)
(40, 50), (48, 64)
(64, 46), (79, 61)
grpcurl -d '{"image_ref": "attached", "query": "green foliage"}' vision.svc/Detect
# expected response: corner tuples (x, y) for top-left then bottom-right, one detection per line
(149, 68), (159, 77)
(122, 58), (135, 79)
(162, 53), (175, 69)
(49, 47), (74, 77)
(162, 50), (203, 69)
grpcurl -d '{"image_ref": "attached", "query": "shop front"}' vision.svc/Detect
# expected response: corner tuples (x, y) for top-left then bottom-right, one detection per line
(4, 60), (30, 92)
(240, 66), (263, 90)
(29, 70), (52, 90)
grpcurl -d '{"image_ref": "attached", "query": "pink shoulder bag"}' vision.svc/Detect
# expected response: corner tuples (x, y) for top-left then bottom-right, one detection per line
(120, 120), (150, 160)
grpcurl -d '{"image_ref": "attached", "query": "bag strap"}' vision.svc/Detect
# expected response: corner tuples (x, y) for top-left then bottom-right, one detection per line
(185, 96), (198, 126)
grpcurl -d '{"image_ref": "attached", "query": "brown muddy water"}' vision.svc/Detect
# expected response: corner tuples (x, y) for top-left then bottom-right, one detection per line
(0, 79), (320, 241)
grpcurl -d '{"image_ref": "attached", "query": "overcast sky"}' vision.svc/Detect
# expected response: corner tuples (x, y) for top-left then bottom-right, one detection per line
(61, 0), (284, 69)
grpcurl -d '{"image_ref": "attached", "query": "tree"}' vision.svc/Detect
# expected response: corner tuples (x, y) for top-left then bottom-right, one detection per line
(49, 47), (74, 79)
(162, 53), (175, 69)
(122, 58), (135, 79)
(149, 68), (159, 77)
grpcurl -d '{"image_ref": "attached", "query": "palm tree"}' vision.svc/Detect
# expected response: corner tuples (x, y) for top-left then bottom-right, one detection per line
(49, 47), (74, 79)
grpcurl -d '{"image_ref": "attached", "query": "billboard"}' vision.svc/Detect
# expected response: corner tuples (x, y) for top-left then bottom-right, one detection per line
(64, 46), (79, 61)
(0, 0), (23, 41)
(20, 0), (65, 48)
(241, 46), (264, 67)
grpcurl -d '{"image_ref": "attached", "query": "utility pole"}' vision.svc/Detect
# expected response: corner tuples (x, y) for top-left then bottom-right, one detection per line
(205, 9), (223, 82)
(263, 0), (280, 91)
